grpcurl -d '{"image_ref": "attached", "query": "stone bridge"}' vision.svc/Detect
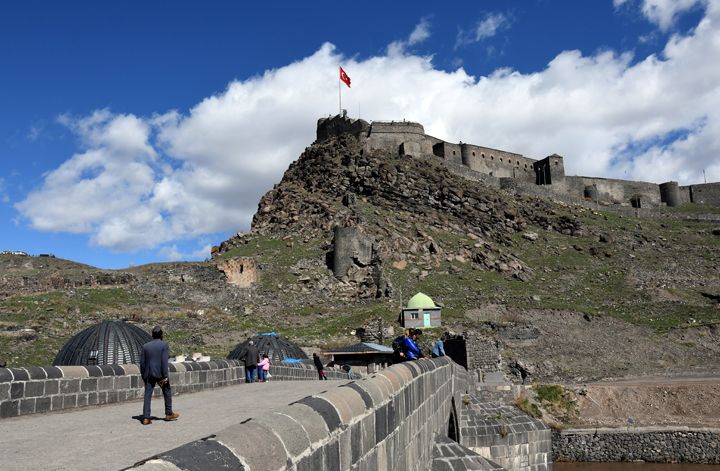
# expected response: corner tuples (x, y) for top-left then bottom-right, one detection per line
(1, 358), (551, 470)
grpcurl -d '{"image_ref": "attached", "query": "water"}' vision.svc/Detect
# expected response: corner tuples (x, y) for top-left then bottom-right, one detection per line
(556, 463), (720, 470)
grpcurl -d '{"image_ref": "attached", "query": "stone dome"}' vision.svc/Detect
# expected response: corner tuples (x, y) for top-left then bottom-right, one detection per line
(53, 320), (152, 366)
(407, 292), (436, 309)
(227, 333), (309, 363)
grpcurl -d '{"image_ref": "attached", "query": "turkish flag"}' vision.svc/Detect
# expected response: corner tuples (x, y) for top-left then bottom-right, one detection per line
(340, 67), (351, 88)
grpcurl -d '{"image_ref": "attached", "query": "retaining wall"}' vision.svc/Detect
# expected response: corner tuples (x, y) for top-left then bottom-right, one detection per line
(129, 357), (472, 471)
(553, 427), (720, 464)
(0, 361), (353, 419)
(462, 396), (552, 471)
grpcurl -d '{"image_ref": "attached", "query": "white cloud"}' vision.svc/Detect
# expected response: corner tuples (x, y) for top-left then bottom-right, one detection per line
(475, 12), (510, 40)
(408, 16), (432, 45)
(616, 0), (707, 31)
(388, 17), (433, 54)
(158, 243), (211, 261)
(456, 12), (511, 48)
(15, 2), (720, 254)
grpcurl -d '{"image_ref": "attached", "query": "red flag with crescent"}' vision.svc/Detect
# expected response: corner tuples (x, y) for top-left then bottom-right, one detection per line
(340, 67), (351, 88)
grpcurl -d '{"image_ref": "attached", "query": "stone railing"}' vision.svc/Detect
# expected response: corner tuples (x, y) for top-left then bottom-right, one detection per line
(0, 360), (354, 419)
(553, 427), (720, 464)
(128, 357), (471, 470)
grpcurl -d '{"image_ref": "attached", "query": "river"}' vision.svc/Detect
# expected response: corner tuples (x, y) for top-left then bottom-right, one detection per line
(556, 463), (720, 470)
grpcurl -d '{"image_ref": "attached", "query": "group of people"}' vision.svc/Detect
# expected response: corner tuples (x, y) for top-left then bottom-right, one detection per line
(392, 329), (448, 362)
(237, 340), (272, 383)
(138, 327), (448, 426)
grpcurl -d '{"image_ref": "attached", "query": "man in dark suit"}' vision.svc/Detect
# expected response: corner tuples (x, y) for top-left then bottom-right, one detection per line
(140, 326), (179, 425)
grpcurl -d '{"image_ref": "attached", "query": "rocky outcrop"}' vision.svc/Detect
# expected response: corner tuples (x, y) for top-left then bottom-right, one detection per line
(331, 225), (392, 299)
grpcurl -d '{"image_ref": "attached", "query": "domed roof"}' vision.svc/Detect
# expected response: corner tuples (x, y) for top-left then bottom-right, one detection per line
(53, 320), (152, 366)
(407, 292), (436, 309)
(227, 333), (309, 363)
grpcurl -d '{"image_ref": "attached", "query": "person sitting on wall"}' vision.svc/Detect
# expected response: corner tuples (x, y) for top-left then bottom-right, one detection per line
(432, 334), (446, 358)
(401, 328), (424, 360)
(140, 326), (180, 425)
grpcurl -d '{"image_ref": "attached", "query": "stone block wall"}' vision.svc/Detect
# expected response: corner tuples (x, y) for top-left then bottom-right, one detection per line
(553, 427), (720, 464)
(461, 397), (552, 471)
(129, 357), (473, 471)
(464, 332), (503, 380)
(563, 176), (662, 207)
(685, 182), (720, 206)
(462, 144), (536, 181)
(0, 361), (354, 419)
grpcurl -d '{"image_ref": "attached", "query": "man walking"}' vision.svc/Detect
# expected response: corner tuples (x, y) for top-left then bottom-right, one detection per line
(140, 326), (179, 425)
(240, 340), (260, 383)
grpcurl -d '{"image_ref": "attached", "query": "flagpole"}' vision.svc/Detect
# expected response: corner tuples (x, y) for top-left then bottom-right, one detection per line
(338, 67), (342, 116)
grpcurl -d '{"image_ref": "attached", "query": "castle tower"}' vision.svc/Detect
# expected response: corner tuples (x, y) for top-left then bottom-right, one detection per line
(659, 181), (681, 207)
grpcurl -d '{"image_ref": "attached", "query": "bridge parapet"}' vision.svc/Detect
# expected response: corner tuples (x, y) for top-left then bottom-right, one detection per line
(130, 357), (472, 470)
(0, 361), (354, 419)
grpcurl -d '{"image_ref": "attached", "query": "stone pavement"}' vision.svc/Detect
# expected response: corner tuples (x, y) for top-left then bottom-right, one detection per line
(1, 379), (348, 471)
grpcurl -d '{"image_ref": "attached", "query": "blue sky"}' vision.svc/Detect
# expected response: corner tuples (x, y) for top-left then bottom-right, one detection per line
(1, 0), (718, 269)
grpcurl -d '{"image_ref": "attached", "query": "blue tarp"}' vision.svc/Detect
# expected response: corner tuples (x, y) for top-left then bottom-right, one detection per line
(257, 332), (278, 337)
(280, 358), (303, 364)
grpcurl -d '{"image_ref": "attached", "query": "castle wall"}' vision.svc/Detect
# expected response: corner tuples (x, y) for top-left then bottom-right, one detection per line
(366, 121), (433, 156)
(461, 144), (536, 182)
(318, 116), (720, 210)
(684, 182), (720, 206)
(563, 176), (662, 206)
(317, 115), (370, 142)
(534, 155), (566, 185)
(430, 140), (463, 166)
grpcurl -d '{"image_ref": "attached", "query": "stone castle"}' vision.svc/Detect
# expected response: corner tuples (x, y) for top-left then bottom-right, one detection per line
(317, 115), (720, 209)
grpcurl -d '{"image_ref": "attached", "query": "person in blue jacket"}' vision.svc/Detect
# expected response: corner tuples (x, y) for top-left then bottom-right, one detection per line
(401, 328), (424, 360)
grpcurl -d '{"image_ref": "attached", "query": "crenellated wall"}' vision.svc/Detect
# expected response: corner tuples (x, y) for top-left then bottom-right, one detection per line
(0, 361), (355, 419)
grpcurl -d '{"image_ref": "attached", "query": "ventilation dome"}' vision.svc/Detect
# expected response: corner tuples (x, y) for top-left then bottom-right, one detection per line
(227, 333), (309, 363)
(53, 320), (152, 366)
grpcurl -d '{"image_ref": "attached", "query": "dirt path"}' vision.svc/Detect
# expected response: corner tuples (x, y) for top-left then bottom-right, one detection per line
(571, 376), (720, 428)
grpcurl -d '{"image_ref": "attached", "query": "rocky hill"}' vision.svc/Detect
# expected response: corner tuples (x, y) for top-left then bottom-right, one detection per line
(2, 131), (719, 383)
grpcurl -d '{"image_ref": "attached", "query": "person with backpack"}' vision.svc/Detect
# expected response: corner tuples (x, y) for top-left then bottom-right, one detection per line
(401, 328), (424, 360)
(391, 328), (410, 363)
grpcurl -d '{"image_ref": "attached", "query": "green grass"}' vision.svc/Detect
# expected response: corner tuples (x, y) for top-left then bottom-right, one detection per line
(533, 384), (577, 421)
(515, 393), (543, 419)
(664, 203), (720, 215)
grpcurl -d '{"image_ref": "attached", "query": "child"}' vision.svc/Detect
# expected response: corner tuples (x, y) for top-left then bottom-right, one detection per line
(257, 353), (271, 382)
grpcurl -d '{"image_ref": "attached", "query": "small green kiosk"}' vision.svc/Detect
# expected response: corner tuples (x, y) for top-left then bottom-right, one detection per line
(400, 292), (442, 329)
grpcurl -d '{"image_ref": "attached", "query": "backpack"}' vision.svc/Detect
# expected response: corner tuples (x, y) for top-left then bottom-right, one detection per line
(391, 335), (404, 352)
(391, 335), (405, 362)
